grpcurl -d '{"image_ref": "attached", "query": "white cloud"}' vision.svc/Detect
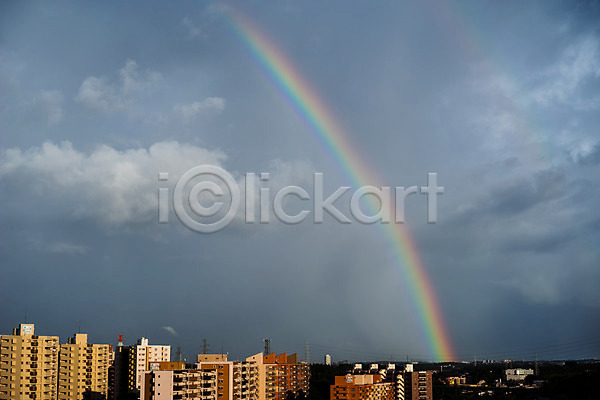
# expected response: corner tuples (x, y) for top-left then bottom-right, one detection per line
(174, 97), (225, 122)
(0, 141), (226, 224)
(528, 36), (600, 108)
(0, 141), (313, 228)
(75, 60), (161, 113)
(162, 326), (178, 337)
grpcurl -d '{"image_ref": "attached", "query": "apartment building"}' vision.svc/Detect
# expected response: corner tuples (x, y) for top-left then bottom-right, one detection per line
(236, 358), (259, 400)
(401, 371), (432, 400)
(330, 374), (394, 400)
(0, 323), (59, 400)
(132, 338), (171, 391)
(141, 361), (217, 400)
(113, 337), (170, 399)
(262, 353), (309, 400)
(196, 354), (234, 400)
(58, 333), (111, 400)
(194, 352), (309, 400)
(504, 368), (533, 381)
(351, 363), (432, 400)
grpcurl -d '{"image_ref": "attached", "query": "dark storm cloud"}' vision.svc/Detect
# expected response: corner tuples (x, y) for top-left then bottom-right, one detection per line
(1, 0), (599, 361)
(481, 169), (566, 217)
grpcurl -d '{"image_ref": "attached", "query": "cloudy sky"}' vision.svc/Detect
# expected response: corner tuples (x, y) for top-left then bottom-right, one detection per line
(1, 0), (599, 362)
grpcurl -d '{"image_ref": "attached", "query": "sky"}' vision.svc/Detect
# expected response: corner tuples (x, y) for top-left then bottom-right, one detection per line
(1, 0), (599, 363)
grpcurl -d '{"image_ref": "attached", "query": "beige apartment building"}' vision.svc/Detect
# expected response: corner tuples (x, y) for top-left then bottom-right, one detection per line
(113, 337), (171, 398)
(58, 333), (111, 400)
(141, 361), (217, 400)
(196, 354), (236, 400)
(0, 323), (59, 400)
(236, 354), (260, 400)
(132, 338), (170, 392)
(193, 353), (309, 400)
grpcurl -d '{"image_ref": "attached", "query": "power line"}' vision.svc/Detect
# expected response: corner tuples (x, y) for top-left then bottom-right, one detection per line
(308, 336), (600, 362)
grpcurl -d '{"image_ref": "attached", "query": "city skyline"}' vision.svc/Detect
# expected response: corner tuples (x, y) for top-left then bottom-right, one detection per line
(0, 322), (594, 364)
(1, 0), (600, 364)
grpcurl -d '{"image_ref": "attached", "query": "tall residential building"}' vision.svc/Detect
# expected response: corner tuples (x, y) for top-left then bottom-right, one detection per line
(0, 323), (59, 400)
(195, 353), (261, 400)
(58, 333), (111, 400)
(236, 355), (260, 400)
(401, 371), (432, 400)
(330, 374), (394, 400)
(197, 354), (235, 400)
(131, 338), (171, 391)
(194, 352), (309, 400)
(113, 337), (170, 399)
(141, 361), (217, 400)
(324, 355), (331, 366)
(262, 353), (309, 400)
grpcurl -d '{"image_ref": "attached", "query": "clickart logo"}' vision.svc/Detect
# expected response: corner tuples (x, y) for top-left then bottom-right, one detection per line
(158, 165), (443, 233)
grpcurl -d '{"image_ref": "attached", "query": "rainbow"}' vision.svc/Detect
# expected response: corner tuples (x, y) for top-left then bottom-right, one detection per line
(225, 9), (456, 361)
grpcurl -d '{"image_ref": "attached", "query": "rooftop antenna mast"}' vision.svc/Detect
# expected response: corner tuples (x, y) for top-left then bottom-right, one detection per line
(264, 339), (271, 355)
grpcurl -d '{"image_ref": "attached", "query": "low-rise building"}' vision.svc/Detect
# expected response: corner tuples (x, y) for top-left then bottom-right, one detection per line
(330, 374), (394, 400)
(505, 368), (533, 381)
(350, 363), (432, 400)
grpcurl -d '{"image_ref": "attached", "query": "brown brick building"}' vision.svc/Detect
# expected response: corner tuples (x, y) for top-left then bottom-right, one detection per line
(263, 353), (309, 400)
(330, 374), (394, 400)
